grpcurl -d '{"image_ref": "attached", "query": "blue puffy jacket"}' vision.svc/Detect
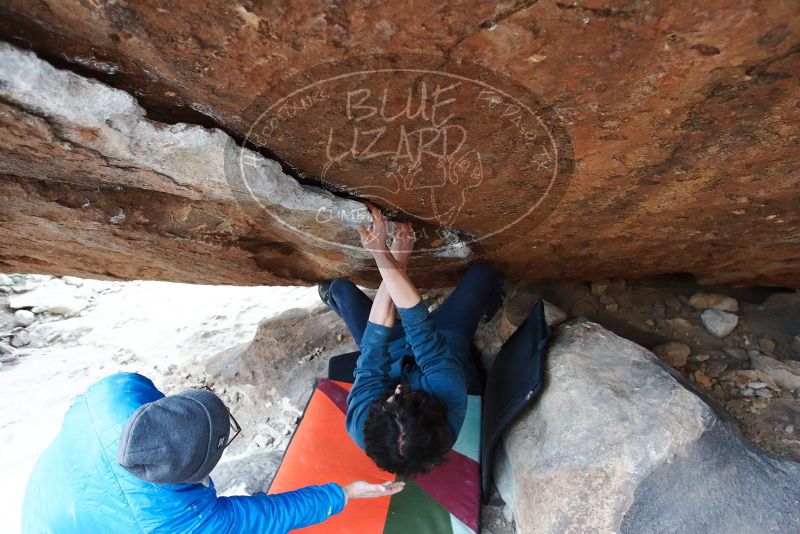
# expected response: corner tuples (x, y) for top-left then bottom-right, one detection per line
(22, 373), (345, 533)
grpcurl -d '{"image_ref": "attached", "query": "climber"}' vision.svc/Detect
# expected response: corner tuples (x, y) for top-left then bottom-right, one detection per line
(318, 203), (503, 475)
(21, 372), (403, 533)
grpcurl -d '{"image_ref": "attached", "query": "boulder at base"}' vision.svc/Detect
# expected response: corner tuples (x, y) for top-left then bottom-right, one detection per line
(495, 321), (800, 533)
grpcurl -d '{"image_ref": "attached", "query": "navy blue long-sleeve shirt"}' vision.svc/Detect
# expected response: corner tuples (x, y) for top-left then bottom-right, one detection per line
(345, 301), (468, 450)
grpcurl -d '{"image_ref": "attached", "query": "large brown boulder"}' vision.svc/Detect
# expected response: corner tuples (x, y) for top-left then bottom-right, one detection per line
(1, 2), (799, 286)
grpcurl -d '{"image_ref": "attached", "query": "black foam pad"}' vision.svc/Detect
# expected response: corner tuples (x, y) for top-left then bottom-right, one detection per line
(480, 299), (552, 502)
(327, 350), (360, 383)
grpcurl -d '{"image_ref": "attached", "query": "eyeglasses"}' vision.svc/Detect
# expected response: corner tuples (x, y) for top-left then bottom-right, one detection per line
(202, 386), (241, 450)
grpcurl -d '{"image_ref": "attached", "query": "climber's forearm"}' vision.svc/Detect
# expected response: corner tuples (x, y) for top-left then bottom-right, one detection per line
(368, 281), (396, 328)
(366, 241), (414, 327)
(372, 248), (421, 309)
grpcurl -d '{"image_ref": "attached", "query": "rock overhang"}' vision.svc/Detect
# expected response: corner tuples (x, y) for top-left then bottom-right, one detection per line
(0, 1), (798, 287)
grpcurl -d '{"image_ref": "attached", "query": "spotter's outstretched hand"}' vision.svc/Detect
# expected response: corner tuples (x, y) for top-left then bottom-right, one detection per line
(343, 481), (405, 503)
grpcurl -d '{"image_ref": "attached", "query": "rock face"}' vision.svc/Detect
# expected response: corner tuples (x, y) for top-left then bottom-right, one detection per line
(1, 3), (800, 287)
(206, 304), (356, 407)
(495, 321), (800, 533)
(0, 44), (377, 286)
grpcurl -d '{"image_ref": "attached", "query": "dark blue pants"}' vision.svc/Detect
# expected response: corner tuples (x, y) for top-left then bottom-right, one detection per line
(327, 264), (503, 393)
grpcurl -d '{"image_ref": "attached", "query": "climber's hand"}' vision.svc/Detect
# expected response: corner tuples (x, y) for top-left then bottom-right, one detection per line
(358, 203), (389, 254)
(342, 481), (405, 504)
(390, 222), (415, 268)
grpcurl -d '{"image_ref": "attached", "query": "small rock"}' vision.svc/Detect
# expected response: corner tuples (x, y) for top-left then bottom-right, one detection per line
(14, 309), (35, 327)
(722, 370), (758, 388)
(605, 304), (619, 313)
(723, 347), (748, 361)
(738, 370), (760, 381)
(645, 319), (656, 327)
(688, 293), (738, 312)
(590, 280), (609, 296)
(734, 369), (758, 382)
(757, 338), (776, 354)
(732, 375), (752, 391)
(47, 298), (89, 316)
(755, 389), (773, 399)
(0, 273), (13, 286)
(689, 353), (710, 363)
(599, 295), (616, 306)
(791, 336), (800, 357)
(9, 285), (89, 316)
(10, 330), (31, 348)
(747, 382), (767, 390)
(46, 332), (61, 343)
(667, 318), (694, 335)
(693, 369), (713, 389)
(750, 353), (800, 390)
(700, 309), (738, 337)
(543, 300), (567, 327)
(741, 388), (754, 397)
(0, 343), (18, 363)
(609, 279), (627, 292)
(500, 287), (564, 336)
(664, 296), (682, 313)
(725, 399), (745, 411)
(785, 425), (795, 434)
(11, 282), (32, 293)
(254, 434), (274, 448)
(742, 336), (758, 349)
(706, 361), (728, 378)
(755, 371), (781, 392)
(653, 342), (691, 368)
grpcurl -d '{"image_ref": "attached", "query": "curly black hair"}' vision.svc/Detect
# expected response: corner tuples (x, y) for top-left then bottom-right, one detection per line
(362, 386), (453, 477)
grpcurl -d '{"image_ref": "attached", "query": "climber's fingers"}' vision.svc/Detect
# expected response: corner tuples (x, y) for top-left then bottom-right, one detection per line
(364, 202), (386, 229)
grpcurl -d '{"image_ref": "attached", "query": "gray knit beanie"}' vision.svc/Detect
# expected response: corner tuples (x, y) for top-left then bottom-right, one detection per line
(117, 389), (231, 484)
